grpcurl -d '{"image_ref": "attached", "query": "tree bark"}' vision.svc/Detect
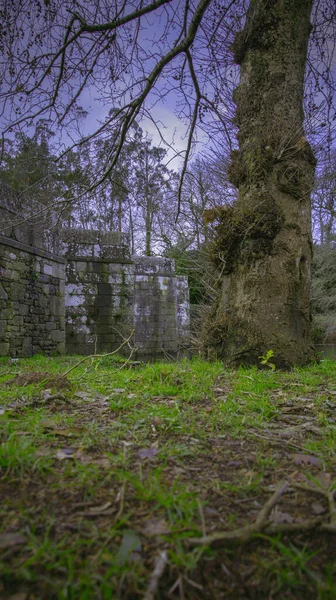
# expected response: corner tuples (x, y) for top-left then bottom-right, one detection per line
(203, 0), (317, 368)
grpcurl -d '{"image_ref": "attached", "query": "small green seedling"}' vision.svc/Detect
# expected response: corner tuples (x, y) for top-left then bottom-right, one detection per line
(259, 349), (276, 370)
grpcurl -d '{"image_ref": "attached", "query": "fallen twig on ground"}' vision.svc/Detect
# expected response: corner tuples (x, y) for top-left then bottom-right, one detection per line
(188, 480), (336, 547)
(63, 330), (136, 376)
(114, 480), (126, 523)
(250, 431), (321, 454)
(143, 551), (168, 600)
(291, 482), (336, 532)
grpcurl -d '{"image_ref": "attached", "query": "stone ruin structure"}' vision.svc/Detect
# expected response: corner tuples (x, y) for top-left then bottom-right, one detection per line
(0, 183), (189, 359)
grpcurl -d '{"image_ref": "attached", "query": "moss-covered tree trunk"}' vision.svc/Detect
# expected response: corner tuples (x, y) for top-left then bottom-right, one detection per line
(204, 0), (317, 368)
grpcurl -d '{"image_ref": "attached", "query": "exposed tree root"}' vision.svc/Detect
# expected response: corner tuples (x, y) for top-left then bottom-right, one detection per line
(188, 480), (336, 547)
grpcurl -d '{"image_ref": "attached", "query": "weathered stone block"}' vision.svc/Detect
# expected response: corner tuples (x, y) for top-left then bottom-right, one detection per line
(64, 293), (86, 309)
(39, 296), (48, 308)
(51, 330), (66, 342)
(97, 306), (112, 317)
(12, 316), (23, 327)
(0, 283), (8, 300)
(0, 342), (10, 355)
(22, 337), (33, 356)
(57, 341), (66, 354)
(0, 319), (7, 336)
(96, 333), (116, 344)
(96, 295), (112, 307)
(0, 267), (12, 281)
(52, 263), (65, 279)
(15, 260), (27, 272)
(43, 264), (53, 276)
(98, 283), (112, 295)
(75, 261), (88, 273)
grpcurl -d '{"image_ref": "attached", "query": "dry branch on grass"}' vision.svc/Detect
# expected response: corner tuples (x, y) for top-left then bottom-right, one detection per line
(188, 480), (336, 547)
(143, 551), (168, 600)
(63, 330), (137, 376)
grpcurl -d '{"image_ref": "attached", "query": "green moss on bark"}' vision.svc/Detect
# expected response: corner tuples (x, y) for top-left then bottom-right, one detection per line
(210, 198), (283, 273)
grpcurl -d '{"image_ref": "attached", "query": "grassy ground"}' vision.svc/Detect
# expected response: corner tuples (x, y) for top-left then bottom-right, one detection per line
(1, 354), (336, 599)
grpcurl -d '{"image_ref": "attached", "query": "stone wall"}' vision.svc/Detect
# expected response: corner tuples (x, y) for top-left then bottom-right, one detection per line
(0, 184), (190, 359)
(63, 229), (134, 355)
(0, 235), (65, 357)
(133, 257), (189, 358)
(62, 229), (189, 359)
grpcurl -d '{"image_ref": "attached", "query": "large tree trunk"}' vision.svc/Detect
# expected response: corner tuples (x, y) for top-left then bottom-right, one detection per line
(203, 0), (317, 368)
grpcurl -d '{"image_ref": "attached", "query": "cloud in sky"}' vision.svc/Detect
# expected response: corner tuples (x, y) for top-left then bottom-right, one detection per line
(80, 87), (203, 170)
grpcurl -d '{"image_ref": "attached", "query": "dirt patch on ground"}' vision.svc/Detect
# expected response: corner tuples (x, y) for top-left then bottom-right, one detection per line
(4, 372), (72, 390)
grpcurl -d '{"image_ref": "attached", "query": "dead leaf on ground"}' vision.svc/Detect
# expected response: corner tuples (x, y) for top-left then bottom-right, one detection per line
(317, 472), (332, 488)
(294, 454), (322, 467)
(74, 391), (92, 399)
(216, 395), (228, 402)
(116, 530), (141, 565)
(289, 471), (309, 483)
(228, 460), (242, 468)
(271, 508), (294, 524)
(204, 506), (220, 516)
(0, 532), (26, 549)
(55, 448), (75, 460)
(93, 392), (110, 401)
(142, 518), (170, 537)
(42, 389), (66, 402)
(138, 447), (158, 459)
(80, 455), (111, 467)
(35, 448), (51, 457)
(311, 502), (327, 515)
(280, 406), (303, 414)
(44, 426), (86, 437)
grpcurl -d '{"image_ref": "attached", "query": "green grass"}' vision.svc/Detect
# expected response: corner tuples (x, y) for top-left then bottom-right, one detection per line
(1, 354), (336, 599)
(0, 435), (53, 476)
